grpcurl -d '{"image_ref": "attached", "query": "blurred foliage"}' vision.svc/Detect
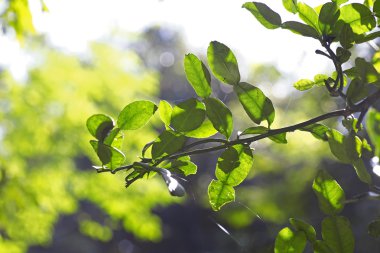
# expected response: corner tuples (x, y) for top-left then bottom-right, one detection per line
(0, 43), (179, 252)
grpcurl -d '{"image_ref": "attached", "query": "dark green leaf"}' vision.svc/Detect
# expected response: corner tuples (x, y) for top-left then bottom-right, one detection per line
(342, 117), (361, 133)
(327, 129), (362, 163)
(243, 2), (282, 29)
(281, 21), (320, 39)
(184, 53), (212, 98)
(117, 100), (157, 130)
(299, 123), (330, 141)
(215, 144), (253, 186)
(274, 227), (307, 253)
(366, 108), (380, 157)
(313, 240), (334, 253)
(171, 98), (206, 132)
(339, 3), (376, 34)
(374, 0), (380, 16)
(282, 0), (298, 14)
(355, 57), (379, 83)
(184, 118), (218, 138)
(346, 79), (369, 104)
(337, 22), (355, 49)
(151, 130), (187, 159)
(297, 2), (320, 33)
(207, 41), (240, 85)
(208, 179), (235, 211)
(336, 47), (351, 64)
(204, 97), (233, 139)
(368, 219), (380, 237)
(269, 132), (287, 144)
(355, 31), (380, 44)
(163, 156), (197, 176)
(241, 126), (268, 135)
(352, 159), (372, 184)
(312, 170), (345, 215)
(318, 2), (340, 35)
(234, 82), (275, 127)
(90, 140), (125, 169)
(86, 114), (114, 141)
(322, 216), (354, 253)
(158, 100), (172, 127)
(289, 218), (317, 243)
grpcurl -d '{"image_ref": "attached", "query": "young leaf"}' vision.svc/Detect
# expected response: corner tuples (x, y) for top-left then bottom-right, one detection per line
(282, 0), (298, 14)
(318, 2), (340, 35)
(204, 97), (233, 139)
(297, 2), (320, 33)
(368, 219), (380, 238)
(90, 140), (125, 169)
(215, 144), (253, 186)
(163, 156), (197, 176)
(322, 216), (355, 253)
(184, 53), (212, 98)
(208, 179), (235, 211)
(151, 130), (187, 159)
(299, 123), (330, 141)
(352, 159), (372, 184)
(117, 100), (157, 130)
(86, 114), (114, 141)
(293, 79), (315, 91)
(289, 218), (317, 243)
(158, 100), (172, 127)
(339, 3), (376, 34)
(207, 41), (240, 85)
(274, 227), (307, 253)
(184, 118), (218, 138)
(243, 2), (282, 29)
(234, 82), (275, 127)
(366, 109), (380, 157)
(281, 21), (320, 39)
(171, 98), (206, 132)
(312, 170), (345, 215)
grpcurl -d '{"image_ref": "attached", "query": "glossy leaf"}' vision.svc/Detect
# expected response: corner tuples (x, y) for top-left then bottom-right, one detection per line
(366, 109), (380, 157)
(318, 2), (340, 35)
(207, 41), (240, 85)
(86, 114), (114, 141)
(281, 21), (320, 39)
(208, 179), (235, 211)
(327, 130), (362, 163)
(163, 156), (197, 176)
(215, 144), (253, 186)
(282, 0), (298, 14)
(322, 216), (354, 253)
(234, 82), (275, 127)
(171, 98), (206, 132)
(352, 159), (372, 184)
(297, 2), (320, 33)
(204, 97), (233, 139)
(184, 118), (218, 138)
(90, 140), (125, 169)
(299, 123), (330, 141)
(339, 3), (376, 34)
(289, 218), (317, 243)
(274, 227), (307, 253)
(117, 100), (157, 130)
(151, 130), (187, 159)
(184, 53), (212, 98)
(158, 100), (172, 127)
(243, 2), (282, 29)
(368, 220), (380, 237)
(312, 170), (345, 215)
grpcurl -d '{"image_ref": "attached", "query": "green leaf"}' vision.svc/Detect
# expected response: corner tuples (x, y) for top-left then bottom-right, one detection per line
(184, 53), (212, 98)
(297, 2), (320, 33)
(86, 114), (114, 141)
(336, 47), (351, 64)
(117, 100), (157, 130)
(241, 126), (268, 135)
(171, 98), (206, 132)
(342, 117), (361, 133)
(293, 79), (315, 91)
(346, 79), (369, 104)
(332, 0), (348, 6)
(207, 41), (240, 85)
(289, 218), (317, 243)
(269, 132), (288, 144)
(313, 74), (329, 87)
(90, 140), (125, 169)
(282, 0), (298, 14)
(337, 22), (355, 49)
(274, 227), (307, 253)
(368, 219), (380, 237)
(158, 100), (172, 127)
(352, 159), (372, 184)
(327, 129), (362, 163)
(151, 130), (187, 159)
(215, 144), (253, 186)
(313, 240), (334, 253)
(321, 216), (354, 253)
(204, 97), (233, 139)
(318, 2), (340, 35)
(103, 128), (123, 148)
(312, 170), (345, 215)
(243, 2), (282, 29)
(299, 123), (330, 141)
(234, 82), (275, 127)
(163, 156), (197, 176)
(355, 57), (379, 83)
(184, 118), (218, 138)
(281, 21), (320, 39)
(339, 3), (376, 34)
(366, 108), (380, 157)
(374, 0), (380, 16)
(208, 179), (235, 211)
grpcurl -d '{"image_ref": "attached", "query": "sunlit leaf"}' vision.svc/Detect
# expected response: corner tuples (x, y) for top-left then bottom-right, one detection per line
(90, 140), (125, 169)
(332, 0), (348, 6)
(282, 0), (298, 14)
(158, 100), (172, 127)
(293, 79), (315, 91)
(352, 159), (372, 184)
(299, 123), (330, 141)
(355, 57), (379, 83)
(234, 82), (275, 127)
(269, 132), (287, 144)
(318, 2), (340, 35)
(289, 218), (317, 243)
(297, 2), (320, 33)
(117, 100), (157, 130)
(368, 219), (380, 237)
(281, 21), (320, 39)
(163, 156), (197, 176)
(339, 3), (376, 34)
(208, 179), (235, 211)
(171, 98), (206, 132)
(322, 216), (354, 253)
(274, 227), (307, 253)
(184, 118), (218, 138)
(86, 114), (114, 141)
(243, 2), (282, 29)
(184, 53), (212, 98)
(103, 128), (123, 148)
(327, 130), (362, 163)
(207, 41), (240, 85)
(366, 109), (380, 157)
(151, 130), (187, 159)
(312, 170), (345, 215)
(204, 97), (233, 139)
